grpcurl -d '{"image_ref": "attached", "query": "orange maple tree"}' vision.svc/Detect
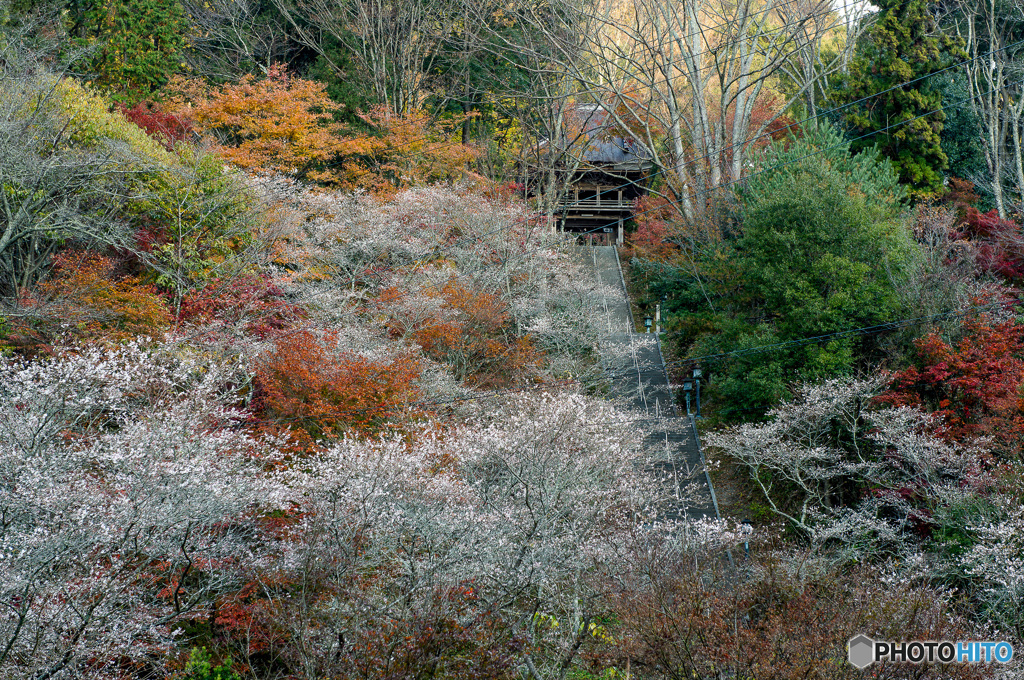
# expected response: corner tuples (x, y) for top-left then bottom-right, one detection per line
(253, 329), (422, 441)
(168, 69), (476, 194)
(335, 106), (478, 196)
(9, 250), (171, 349)
(378, 281), (540, 388)
(168, 66), (346, 181)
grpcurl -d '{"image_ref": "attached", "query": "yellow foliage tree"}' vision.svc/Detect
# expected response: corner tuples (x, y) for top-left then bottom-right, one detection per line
(50, 79), (175, 163)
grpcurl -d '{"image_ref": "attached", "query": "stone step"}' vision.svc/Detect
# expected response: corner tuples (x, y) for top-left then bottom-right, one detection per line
(582, 246), (718, 521)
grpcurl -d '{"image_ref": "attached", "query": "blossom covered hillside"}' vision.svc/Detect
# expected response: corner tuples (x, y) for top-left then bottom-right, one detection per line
(0, 341), (670, 678)
(4, 1), (1024, 675)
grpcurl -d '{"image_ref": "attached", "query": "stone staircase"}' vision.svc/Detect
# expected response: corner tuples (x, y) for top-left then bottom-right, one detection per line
(585, 246), (718, 520)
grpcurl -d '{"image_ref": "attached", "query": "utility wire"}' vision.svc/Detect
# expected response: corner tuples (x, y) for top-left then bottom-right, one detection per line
(123, 18), (1024, 424)
(561, 70), (1021, 241)
(95, 0), (1015, 269)
(352, 35), (1024, 264)
(163, 10), (1023, 271)
(276, 0), (849, 164)
(661, 302), (1015, 371)
(217, 0), (836, 178)
(263, 66), (1024, 418)
(234, 299), (1014, 429)
(206, 0), (863, 194)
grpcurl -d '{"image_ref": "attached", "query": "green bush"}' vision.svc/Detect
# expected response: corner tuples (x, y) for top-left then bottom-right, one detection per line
(657, 123), (917, 418)
(50, 78), (174, 161)
(1, 61), (264, 309)
(179, 647), (240, 680)
(127, 146), (263, 311)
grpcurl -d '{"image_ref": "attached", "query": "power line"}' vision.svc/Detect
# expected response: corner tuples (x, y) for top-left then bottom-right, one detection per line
(559, 69), (1020, 242)
(205, 0), (845, 180)
(231, 299), (1015, 430)
(196, 0), (854, 196)
(250, 0), (851, 179)
(158, 5), (1021, 271)
(267, 75), (1024, 414)
(71, 0), (1007, 271)
(661, 302), (1016, 371)
(354, 35), (1024, 265)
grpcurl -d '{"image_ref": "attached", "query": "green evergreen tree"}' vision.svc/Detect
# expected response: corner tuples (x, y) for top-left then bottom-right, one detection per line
(834, 0), (964, 199)
(303, 32), (376, 128)
(665, 124), (914, 420)
(71, 0), (186, 103)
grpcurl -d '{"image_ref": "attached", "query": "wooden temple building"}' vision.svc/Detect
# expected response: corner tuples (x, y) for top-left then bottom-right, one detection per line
(535, 105), (655, 245)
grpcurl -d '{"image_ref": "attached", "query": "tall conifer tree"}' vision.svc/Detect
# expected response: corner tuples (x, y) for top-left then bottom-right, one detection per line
(835, 0), (963, 198)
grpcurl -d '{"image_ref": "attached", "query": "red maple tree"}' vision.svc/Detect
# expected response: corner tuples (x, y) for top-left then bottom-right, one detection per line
(879, 316), (1024, 457)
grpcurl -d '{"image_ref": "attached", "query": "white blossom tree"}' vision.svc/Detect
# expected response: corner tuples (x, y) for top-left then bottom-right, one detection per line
(0, 342), (283, 678)
(706, 376), (990, 562)
(250, 391), (676, 678)
(259, 180), (609, 392)
(962, 499), (1024, 639)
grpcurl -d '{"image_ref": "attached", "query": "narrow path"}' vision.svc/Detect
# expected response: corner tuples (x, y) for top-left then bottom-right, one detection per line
(586, 246), (718, 520)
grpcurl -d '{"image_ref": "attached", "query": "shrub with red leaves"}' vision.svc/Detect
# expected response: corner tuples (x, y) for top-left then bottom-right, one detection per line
(253, 330), (421, 440)
(117, 101), (193, 150)
(176, 274), (304, 339)
(482, 181), (526, 201)
(878, 316), (1024, 457)
(953, 207), (1024, 282)
(628, 195), (677, 261)
(940, 177), (981, 212)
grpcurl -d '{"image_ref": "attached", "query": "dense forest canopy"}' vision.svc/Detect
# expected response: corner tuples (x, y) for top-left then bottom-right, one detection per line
(3, 0), (1024, 677)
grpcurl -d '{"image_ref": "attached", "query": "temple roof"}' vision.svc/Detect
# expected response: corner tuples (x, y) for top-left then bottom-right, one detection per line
(542, 104), (655, 172)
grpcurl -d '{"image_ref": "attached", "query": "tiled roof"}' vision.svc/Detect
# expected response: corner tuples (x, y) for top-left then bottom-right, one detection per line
(543, 104), (654, 170)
